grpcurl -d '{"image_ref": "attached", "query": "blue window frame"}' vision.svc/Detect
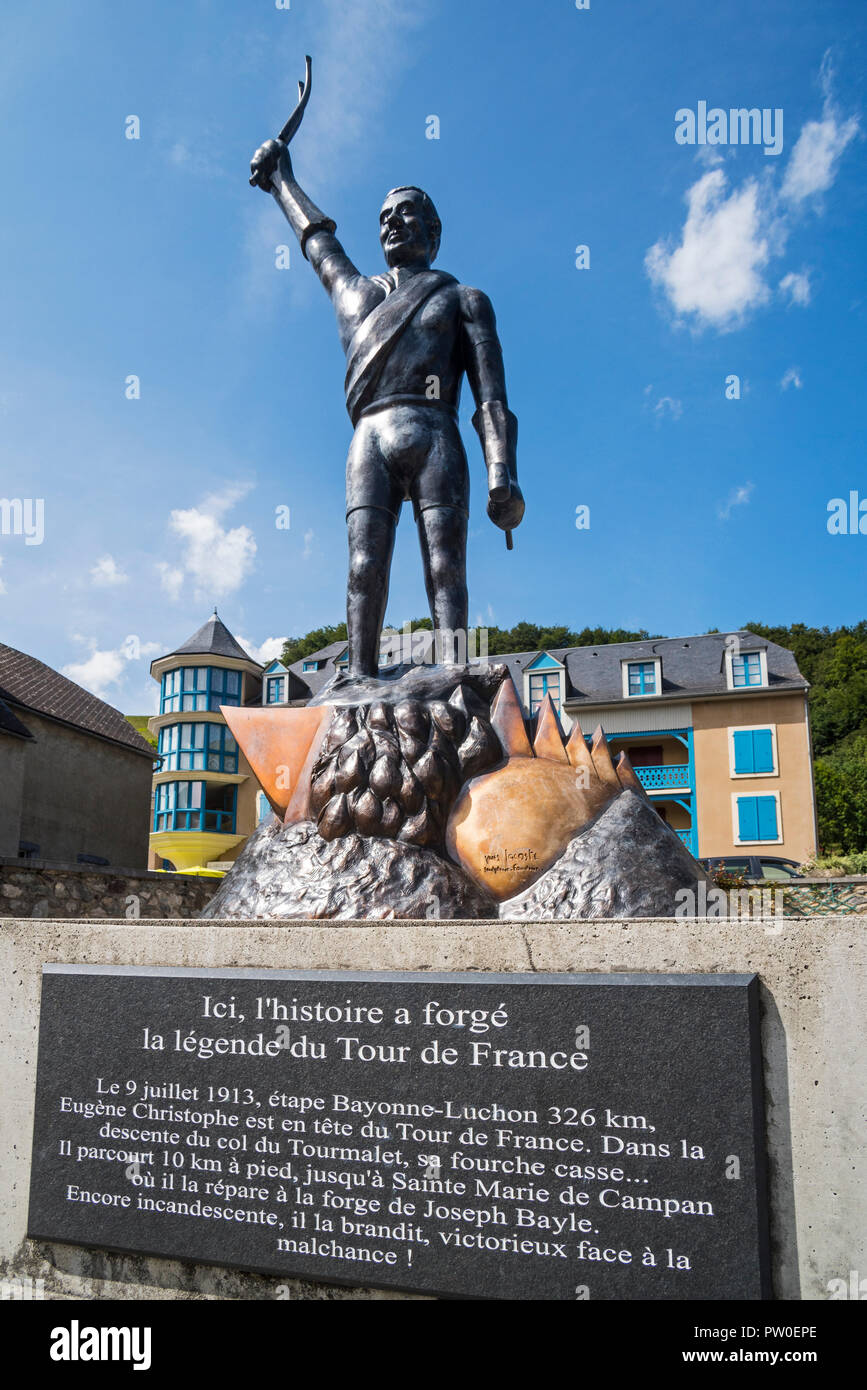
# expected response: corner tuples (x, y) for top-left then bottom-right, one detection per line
(736, 794), (779, 842)
(732, 729), (775, 775)
(158, 723), (238, 773)
(731, 652), (763, 687)
(529, 671), (561, 713)
(160, 667), (241, 714)
(627, 661), (657, 696)
(153, 781), (237, 833)
(266, 677), (286, 704)
(302, 660), (320, 673)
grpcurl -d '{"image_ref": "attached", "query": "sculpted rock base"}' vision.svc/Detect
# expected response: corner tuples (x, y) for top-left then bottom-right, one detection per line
(200, 814), (496, 921)
(203, 790), (709, 922)
(501, 790), (712, 920)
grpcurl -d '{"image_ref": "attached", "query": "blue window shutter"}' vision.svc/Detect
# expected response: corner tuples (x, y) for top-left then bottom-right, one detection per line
(753, 729), (774, 773)
(738, 797), (758, 841)
(756, 796), (778, 840)
(733, 731), (753, 773)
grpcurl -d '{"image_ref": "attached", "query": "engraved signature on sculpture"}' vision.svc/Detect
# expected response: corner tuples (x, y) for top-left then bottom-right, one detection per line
(482, 847), (539, 874)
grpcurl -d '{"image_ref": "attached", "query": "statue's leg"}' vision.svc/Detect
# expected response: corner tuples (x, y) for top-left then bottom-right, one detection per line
(412, 418), (470, 658)
(346, 506), (396, 676)
(416, 505), (469, 658)
(345, 419), (402, 677)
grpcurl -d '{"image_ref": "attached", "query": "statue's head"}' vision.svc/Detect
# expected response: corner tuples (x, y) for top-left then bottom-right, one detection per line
(379, 187), (441, 268)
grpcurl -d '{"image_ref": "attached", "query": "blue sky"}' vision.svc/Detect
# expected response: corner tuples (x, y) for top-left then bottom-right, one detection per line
(1, 0), (864, 714)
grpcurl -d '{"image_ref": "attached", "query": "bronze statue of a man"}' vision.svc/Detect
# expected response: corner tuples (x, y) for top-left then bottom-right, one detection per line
(251, 114), (524, 678)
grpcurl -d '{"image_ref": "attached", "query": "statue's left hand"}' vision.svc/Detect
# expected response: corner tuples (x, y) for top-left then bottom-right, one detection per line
(487, 481), (525, 532)
(250, 138), (290, 190)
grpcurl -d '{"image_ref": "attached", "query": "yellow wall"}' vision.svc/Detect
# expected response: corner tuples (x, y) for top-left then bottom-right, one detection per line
(693, 693), (816, 861)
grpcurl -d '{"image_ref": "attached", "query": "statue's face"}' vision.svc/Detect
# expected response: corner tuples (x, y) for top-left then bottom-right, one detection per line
(379, 191), (434, 268)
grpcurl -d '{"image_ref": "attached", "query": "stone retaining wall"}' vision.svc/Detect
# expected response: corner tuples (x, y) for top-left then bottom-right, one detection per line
(0, 859), (218, 920)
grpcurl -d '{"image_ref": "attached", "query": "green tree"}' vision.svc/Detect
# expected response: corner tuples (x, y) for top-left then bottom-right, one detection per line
(280, 623), (347, 667)
(815, 735), (867, 854)
(744, 621), (867, 851)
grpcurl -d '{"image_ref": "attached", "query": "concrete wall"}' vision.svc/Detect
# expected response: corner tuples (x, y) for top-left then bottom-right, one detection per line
(0, 860), (218, 919)
(0, 736), (26, 856)
(1, 915), (863, 1302)
(17, 713), (154, 869)
(693, 693), (816, 861)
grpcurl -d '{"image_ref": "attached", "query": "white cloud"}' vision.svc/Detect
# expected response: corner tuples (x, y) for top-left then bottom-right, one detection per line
(782, 56), (859, 204)
(62, 648), (125, 698)
(647, 58), (857, 333)
(90, 554), (128, 587)
(782, 113), (858, 203)
(156, 562), (184, 601)
(781, 366), (803, 391)
(645, 171), (773, 332)
(162, 484), (257, 601)
(717, 482), (754, 521)
(779, 270), (811, 306)
(653, 395), (683, 421)
(63, 631), (163, 699)
(237, 635), (288, 666)
(302, 528), (315, 559)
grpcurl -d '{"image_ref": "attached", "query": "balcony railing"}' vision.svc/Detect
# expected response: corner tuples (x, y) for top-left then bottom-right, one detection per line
(674, 829), (693, 845)
(634, 764), (691, 791)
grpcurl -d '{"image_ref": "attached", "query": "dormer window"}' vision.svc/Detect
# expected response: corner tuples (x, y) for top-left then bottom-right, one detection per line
(725, 647), (768, 690)
(623, 658), (661, 698)
(731, 652), (764, 687)
(302, 660), (321, 673)
(524, 652), (565, 715)
(335, 649), (349, 670)
(266, 677), (286, 704)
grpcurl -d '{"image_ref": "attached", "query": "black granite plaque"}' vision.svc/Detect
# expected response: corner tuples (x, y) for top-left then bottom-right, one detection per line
(27, 967), (770, 1300)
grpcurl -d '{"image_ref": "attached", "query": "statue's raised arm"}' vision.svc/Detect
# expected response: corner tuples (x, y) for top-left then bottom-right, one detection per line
(250, 57), (382, 350)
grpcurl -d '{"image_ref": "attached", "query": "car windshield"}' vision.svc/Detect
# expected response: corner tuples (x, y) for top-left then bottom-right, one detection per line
(759, 862), (799, 880)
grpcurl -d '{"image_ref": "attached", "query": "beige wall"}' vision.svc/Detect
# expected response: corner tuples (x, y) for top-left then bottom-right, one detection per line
(693, 693), (816, 861)
(17, 714), (154, 869)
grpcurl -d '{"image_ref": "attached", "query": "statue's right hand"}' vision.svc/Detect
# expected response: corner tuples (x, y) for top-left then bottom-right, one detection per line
(250, 139), (289, 190)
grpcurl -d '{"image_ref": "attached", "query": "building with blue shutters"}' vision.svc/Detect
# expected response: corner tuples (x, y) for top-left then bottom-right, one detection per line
(276, 629), (817, 863)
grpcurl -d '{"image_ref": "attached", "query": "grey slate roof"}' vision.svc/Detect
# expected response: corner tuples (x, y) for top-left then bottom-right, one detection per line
(269, 629), (807, 707)
(0, 643), (155, 755)
(498, 631), (807, 706)
(159, 611), (258, 666)
(286, 640), (349, 700)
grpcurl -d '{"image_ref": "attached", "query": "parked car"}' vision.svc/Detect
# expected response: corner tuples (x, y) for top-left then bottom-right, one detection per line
(701, 855), (804, 881)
